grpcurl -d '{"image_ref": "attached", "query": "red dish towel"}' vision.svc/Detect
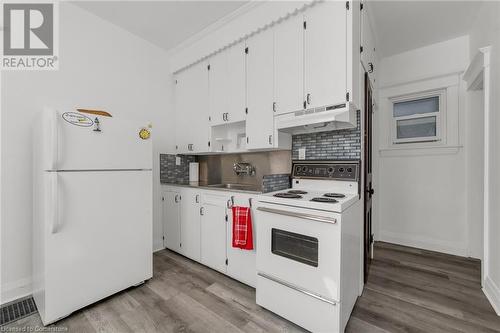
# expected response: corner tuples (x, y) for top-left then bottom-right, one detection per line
(232, 206), (254, 250)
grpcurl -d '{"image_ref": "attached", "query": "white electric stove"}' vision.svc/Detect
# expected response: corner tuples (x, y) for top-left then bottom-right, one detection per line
(254, 160), (363, 333)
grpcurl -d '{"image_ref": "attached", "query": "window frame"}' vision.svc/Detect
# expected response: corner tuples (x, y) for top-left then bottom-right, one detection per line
(390, 89), (446, 145)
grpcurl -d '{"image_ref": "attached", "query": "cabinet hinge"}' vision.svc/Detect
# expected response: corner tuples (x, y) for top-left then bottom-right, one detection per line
(175, 145), (178, 150)
(245, 107), (248, 114)
(225, 258), (228, 265)
(346, 92), (350, 101)
(225, 214), (228, 222)
(303, 21), (307, 30)
(208, 116), (211, 121)
(303, 100), (307, 109)
(208, 141), (211, 147)
(180, 243), (182, 248)
(162, 197), (165, 201)
(360, 46), (364, 53)
(246, 137), (249, 144)
(360, 2), (364, 10)
(162, 236), (165, 240)
(245, 47), (248, 54)
(207, 64), (210, 71)
(346, 1), (349, 10)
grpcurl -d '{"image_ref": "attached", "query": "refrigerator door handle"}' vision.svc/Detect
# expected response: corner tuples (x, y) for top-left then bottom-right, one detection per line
(50, 109), (58, 170)
(51, 173), (59, 234)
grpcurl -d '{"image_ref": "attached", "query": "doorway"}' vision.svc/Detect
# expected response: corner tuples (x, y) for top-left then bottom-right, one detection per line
(363, 72), (374, 282)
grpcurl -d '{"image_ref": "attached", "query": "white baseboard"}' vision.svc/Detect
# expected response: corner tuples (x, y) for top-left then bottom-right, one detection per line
(483, 276), (500, 315)
(379, 230), (468, 257)
(1, 277), (32, 305)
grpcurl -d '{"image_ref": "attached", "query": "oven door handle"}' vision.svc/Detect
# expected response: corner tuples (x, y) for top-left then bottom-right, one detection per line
(257, 206), (337, 224)
(258, 272), (338, 306)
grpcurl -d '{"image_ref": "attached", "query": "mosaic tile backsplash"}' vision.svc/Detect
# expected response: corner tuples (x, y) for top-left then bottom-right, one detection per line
(262, 174), (291, 193)
(292, 110), (361, 160)
(159, 154), (196, 184)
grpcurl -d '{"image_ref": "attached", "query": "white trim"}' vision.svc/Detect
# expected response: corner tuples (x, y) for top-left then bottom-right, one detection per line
(463, 46), (491, 287)
(1, 277), (32, 305)
(483, 276), (500, 316)
(379, 145), (462, 157)
(379, 230), (468, 257)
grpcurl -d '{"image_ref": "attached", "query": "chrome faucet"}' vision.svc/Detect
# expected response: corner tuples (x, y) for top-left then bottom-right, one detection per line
(233, 162), (255, 176)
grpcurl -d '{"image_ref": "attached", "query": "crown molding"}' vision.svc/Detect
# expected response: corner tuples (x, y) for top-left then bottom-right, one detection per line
(165, 1), (265, 58)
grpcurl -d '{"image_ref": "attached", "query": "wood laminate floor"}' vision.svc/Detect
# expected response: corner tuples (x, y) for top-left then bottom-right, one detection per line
(5, 242), (500, 332)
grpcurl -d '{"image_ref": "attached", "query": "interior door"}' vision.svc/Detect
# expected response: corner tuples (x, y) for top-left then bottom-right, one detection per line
(201, 194), (228, 273)
(246, 30), (275, 149)
(364, 72), (374, 282)
(274, 13), (304, 115)
(179, 189), (201, 261)
(304, 1), (347, 109)
(45, 170), (152, 321)
(164, 190), (181, 252)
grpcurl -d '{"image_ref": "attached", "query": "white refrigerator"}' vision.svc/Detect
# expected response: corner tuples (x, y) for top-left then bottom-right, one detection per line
(33, 108), (153, 325)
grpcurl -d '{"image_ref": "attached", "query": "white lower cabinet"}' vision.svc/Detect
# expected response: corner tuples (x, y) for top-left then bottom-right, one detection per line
(163, 186), (257, 287)
(162, 189), (181, 253)
(179, 188), (201, 261)
(226, 193), (257, 287)
(200, 193), (229, 274)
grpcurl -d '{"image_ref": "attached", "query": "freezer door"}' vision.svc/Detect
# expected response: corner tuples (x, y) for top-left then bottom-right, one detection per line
(42, 170), (152, 324)
(41, 108), (152, 171)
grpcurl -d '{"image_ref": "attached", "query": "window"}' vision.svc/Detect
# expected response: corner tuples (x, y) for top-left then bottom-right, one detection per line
(391, 91), (444, 144)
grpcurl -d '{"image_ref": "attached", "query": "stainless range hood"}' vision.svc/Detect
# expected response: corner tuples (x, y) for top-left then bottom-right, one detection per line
(275, 102), (357, 135)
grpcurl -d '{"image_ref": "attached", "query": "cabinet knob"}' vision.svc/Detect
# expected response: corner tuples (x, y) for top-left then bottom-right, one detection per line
(272, 102), (277, 112)
(268, 135), (273, 145)
(368, 62), (374, 73)
(174, 195), (179, 203)
(200, 207), (204, 216)
(306, 93), (311, 105)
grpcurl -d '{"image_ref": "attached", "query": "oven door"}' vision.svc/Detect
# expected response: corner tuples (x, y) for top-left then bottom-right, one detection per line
(255, 201), (341, 302)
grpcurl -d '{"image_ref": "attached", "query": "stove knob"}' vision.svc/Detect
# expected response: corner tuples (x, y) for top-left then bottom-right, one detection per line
(328, 167), (334, 173)
(338, 167), (344, 173)
(347, 167), (353, 173)
(296, 166), (301, 173)
(302, 166), (307, 172)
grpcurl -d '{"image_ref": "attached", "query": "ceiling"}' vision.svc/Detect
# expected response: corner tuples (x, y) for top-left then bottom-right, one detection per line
(74, 1), (482, 58)
(73, 1), (248, 52)
(370, 1), (482, 57)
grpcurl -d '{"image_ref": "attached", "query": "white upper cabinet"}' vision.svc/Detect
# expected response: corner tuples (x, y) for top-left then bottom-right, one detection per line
(209, 52), (228, 126)
(304, 1), (347, 109)
(246, 30), (275, 150)
(274, 14), (304, 115)
(174, 71), (189, 154)
(226, 42), (247, 124)
(176, 61), (210, 154)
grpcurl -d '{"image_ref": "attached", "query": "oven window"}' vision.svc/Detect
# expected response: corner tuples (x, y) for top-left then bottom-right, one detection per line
(271, 228), (318, 267)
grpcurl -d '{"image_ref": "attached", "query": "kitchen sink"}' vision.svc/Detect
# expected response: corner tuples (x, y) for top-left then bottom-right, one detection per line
(207, 183), (260, 191)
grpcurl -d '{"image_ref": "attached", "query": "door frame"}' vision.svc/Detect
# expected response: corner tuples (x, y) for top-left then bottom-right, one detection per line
(363, 72), (374, 283)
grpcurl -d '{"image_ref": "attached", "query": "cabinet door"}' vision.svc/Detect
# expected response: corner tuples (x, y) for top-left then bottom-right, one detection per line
(226, 42), (247, 123)
(209, 52), (228, 126)
(200, 194), (229, 273)
(226, 194), (256, 287)
(179, 189), (201, 261)
(246, 31), (275, 150)
(174, 73), (189, 154)
(304, 2), (347, 109)
(163, 191), (181, 252)
(185, 62), (210, 153)
(274, 14), (304, 115)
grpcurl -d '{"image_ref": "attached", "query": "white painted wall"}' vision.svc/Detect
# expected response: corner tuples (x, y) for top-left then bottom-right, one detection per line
(468, 0), (500, 314)
(374, 36), (477, 257)
(0, 3), (174, 304)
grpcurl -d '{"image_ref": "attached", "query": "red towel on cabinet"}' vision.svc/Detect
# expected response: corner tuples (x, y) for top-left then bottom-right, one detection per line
(232, 206), (254, 250)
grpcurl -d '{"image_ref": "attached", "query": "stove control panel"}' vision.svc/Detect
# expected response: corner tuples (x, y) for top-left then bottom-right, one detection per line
(292, 161), (359, 181)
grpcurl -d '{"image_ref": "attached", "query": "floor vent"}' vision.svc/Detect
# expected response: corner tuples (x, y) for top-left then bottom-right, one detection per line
(0, 297), (37, 326)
